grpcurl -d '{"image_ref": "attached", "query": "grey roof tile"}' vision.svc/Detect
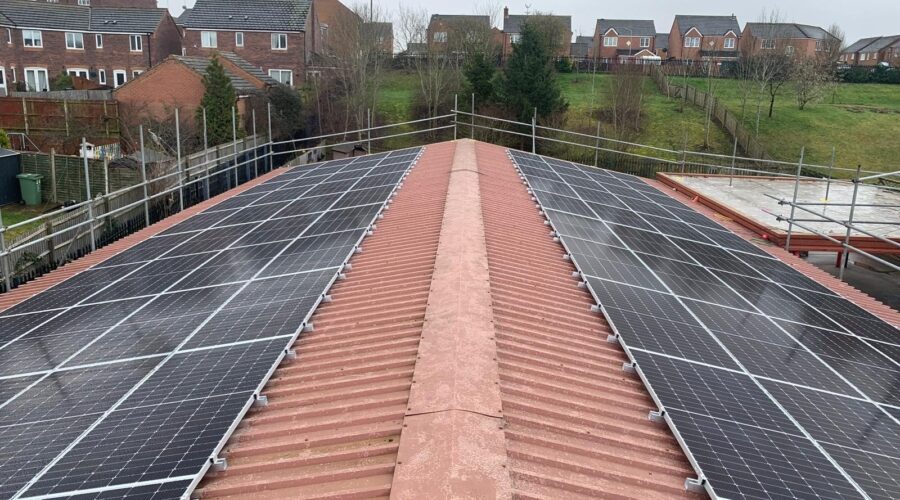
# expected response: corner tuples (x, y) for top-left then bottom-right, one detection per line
(570, 41), (590, 58)
(655, 33), (669, 50)
(0, 0), (165, 33)
(675, 15), (740, 36)
(860, 35), (900, 52)
(174, 54), (268, 93)
(575, 35), (593, 44)
(185, 0), (311, 32)
(745, 22), (835, 40)
(503, 13), (571, 34)
(429, 14), (490, 29)
(595, 19), (656, 37)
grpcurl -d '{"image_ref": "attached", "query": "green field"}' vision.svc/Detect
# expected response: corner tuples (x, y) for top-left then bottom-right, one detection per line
(682, 77), (900, 174)
(374, 70), (734, 156)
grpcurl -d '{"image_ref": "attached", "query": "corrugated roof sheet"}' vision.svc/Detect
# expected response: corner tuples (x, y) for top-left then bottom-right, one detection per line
(0, 0), (166, 33)
(185, 0), (311, 32)
(595, 19), (657, 37)
(675, 15), (740, 36)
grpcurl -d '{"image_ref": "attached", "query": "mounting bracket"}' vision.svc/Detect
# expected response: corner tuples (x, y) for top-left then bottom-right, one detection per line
(684, 478), (706, 493)
(254, 395), (269, 407)
(212, 457), (228, 472)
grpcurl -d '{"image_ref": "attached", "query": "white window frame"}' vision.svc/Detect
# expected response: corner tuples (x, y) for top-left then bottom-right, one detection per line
(113, 70), (127, 88)
(130, 35), (142, 52)
(23, 30), (43, 48)
(132, 69), (143, 79)
(762, 39), (776, 50)
(65, 32), (84, 50)
(6, 28), (11, 45)
(815, 39), (824, 52)
(78, 0), (90, 5)
(235, 32), (244, 47)
(271, 33), (288, 50)
(684, 36), (700, 48)
(433, 31), (447, 43)
(201, 31), (217, 48)
(0, 67), (6, 90)
(98, 69), (106, 85)
(24, 67), (49, 92)
(639, 36), (650, 48)
(268, 69), (293, 85)
(603, 36), (618, 47)
(785, 45), (794, 55)
(724, 37), (735, 49)
(509, 33), (521, 44)
(96, 34), (103, 48)
(67, 68), (89, 78)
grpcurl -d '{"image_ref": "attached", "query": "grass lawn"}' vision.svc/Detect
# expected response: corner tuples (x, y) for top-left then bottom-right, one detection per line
(682, 77), (900, 174)
(1, 203), (51, 242)
(374, 70), (734, 157)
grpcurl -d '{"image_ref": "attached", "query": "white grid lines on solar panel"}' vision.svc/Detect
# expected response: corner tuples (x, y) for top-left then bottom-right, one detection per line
(508, 149), (890, 499)
(0, 148), (422, 499)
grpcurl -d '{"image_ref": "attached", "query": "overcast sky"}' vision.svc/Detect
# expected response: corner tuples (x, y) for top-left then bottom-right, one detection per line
(163, 0), (898, 44)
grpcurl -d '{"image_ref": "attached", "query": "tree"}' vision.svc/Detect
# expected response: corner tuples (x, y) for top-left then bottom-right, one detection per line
(792, 57), (832, 110)
(463, 51), (497, 107)
(500, 21), (567, 122)
(606, 64), (644, 143)
(0, 129), (10, 149)
(266, 85), (304, 140)
(196, 56), (238, 145)
(51, 72), (73, 91)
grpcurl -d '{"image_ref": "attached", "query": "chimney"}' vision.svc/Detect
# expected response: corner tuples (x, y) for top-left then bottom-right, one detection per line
(504, 7), (509, 20)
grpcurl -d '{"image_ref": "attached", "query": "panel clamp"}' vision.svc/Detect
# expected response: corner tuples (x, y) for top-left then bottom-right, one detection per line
(254, 394), (269, 407)
(211, 457), (228, 472)
(684, 477), (706, 493)
(303, 322), (315, 332)
(648, 410), (666, 423)
(622, 362), (636, 374)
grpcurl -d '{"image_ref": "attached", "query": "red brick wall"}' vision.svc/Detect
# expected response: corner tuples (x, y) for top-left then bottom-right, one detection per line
(668, 23), (738, 61)
(114, 60), (204, 122)
(183, 30), (306, 84)
(592, 30), (655, 60)
(740, 29), (821, 59)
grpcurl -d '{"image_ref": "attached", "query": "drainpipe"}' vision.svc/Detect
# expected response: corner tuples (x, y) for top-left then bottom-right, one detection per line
(146, 32), (153, 66)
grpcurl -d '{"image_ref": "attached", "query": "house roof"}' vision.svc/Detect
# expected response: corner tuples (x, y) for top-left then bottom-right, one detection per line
(174, 53), (276, 93)
(429, 14), (491, 29)
(656, 32), (670, 50)
(858, 35), (900, 53)
(595, 19), (657, 37)
(3, 140), (897, 499)
(575, 35), (593, 44)
(0, 0), (167, 33)
(176, 8), (192, 27)
(675, 15), (740, 36)
(218, 51), (280, 86)
(745, 22), (836, 40)
(184, 0), (311, 32)
(362, 21), (393, 39)
(503, 13), (572, 34)
(570, 41), (590, 58)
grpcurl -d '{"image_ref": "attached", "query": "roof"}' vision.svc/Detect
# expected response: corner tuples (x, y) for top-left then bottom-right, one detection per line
(745, 22), (836, 40)
(362, 21), (393, 38)
(575, 35), (593, 44)
(218, 51), (280, 85)
(674, 15), (740, 36)
(184, 0), (311, 32)
(859, 35), (900, 53)
(429, 14), (491, 29)
(571, 41), (590, 58)
(176, 8), (192, 26)
(656, 32), (670, 50)
(174, 53), (276, 93)
(0, 0), (166, 33)
(843, 36), (880, 53)
(503, 13), (572, 34)
(595, 19), (657, 37)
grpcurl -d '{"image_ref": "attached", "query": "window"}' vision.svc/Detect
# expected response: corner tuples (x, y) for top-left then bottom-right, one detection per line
(130, 35), (142, 52)
(684, 36), (700, 48)
(724, 37), (735, 49)
(98, 69), (106, 85)
(96, 34), (103, 48)
(113, 70), (126, 88)
(235, 32), (244, 47)
(0, 68), (6, 89)
(433, 31), (447, 43)
(509, 33), (521, 44)
(67, 68), (89, 78)
(78, 0), (90, 5)
(132, 70), (143, 79)
(603, 36), (617, 47)
(24, 68), (49, 91)
(201, 31), (217, 48)
(815, 39), (824, 51)
(639, 36), (650, 48)
(23, 30), (42, 48)
(66, 32), (84, 49)
(271, 33), (287, 50)
(6, 28), (10, 44)
(762, 39), (776, 49)
(785, 45), (794, 55)
(269, 69), (293, 85)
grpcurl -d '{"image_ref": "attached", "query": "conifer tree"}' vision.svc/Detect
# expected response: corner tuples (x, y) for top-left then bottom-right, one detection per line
(197, 56), (238, 145)
(500, 21), (567, 122)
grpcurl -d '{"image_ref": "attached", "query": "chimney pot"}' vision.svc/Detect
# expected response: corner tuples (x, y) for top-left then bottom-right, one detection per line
(504, 7), (509, 20)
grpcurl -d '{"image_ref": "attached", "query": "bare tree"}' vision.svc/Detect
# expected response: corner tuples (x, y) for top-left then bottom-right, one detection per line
(606, 64), (644, 143)
(744, 10), (792, 131)
(397, 7), (461, 123)
(791, 56), (830, 110)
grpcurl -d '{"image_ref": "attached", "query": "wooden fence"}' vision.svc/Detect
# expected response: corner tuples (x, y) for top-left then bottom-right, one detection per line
(0, 96), (119, 137)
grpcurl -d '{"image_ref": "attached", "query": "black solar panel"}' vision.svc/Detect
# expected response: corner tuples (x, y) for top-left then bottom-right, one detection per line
(0, 147), (422, 498)
(509, 149), (900, 500)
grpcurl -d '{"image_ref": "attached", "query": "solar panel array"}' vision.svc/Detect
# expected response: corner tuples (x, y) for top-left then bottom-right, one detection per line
(508, 149), (900, 500)
(0, 147), (422, 499)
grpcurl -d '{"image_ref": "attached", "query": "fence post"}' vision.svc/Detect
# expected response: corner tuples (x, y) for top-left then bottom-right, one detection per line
(784, 147), (804, 254)
(82, 137), (96, 252)
(839, 165), (862, 281)
(453, 94), (458, 140)
(728, 135), (738, 187)
(593, 119), (601, 167)
(470, 93), (475, 139)
(252, 108), (259, 178)
(0, 207), (11, 292)
(680, 149), (686, 174)
(531, 116), (536, 154)
(103, 156), (109, 195)
(63, 99), (70, 136)
(46, 220), (55, 268)
(203, 107), (211, 199)
(22, 98), (28, 135)
(49, 148), (57, 204)
(139, 125), (150, 228)
(267, 102), (273, 171)
(175, 108), (184, 212)
(824, 146), (835, 201)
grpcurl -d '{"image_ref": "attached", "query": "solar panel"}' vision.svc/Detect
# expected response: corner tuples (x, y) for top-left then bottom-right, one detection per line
(0, 147), (422, 498)
(508, 149), (900, 500)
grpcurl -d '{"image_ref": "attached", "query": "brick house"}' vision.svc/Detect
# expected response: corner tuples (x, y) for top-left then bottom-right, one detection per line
(741, 23), (839, 59)
(426, 15), (499, 55)
(655, 33), (669, 59)
(502, 8), (572, 59)
(363, 22), (394, 55)
(841, 35), (900, 66)
(0, 0), (181, 95)
(592, 19), (658, 63)
(114, 51), (277, 127)
(571, 36), (592, 61)
(668, 15), (740, 62)
(182, 0), (319, 87)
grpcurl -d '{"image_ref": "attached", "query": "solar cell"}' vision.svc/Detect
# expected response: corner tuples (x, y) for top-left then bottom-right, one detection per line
(509, 149), (899, 499)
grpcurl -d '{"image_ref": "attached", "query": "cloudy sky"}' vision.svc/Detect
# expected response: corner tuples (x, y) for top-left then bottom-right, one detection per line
(163, 0), (897, 44)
